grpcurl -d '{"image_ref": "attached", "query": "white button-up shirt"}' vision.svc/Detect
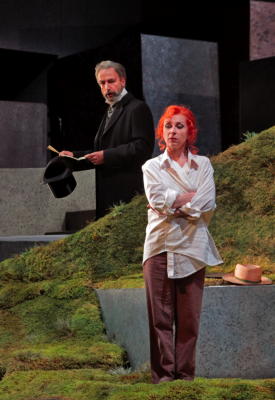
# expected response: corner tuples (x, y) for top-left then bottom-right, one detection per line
(142, 150), (223, 278)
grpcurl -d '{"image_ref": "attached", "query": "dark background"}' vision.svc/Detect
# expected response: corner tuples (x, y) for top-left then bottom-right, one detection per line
(0, 0), (274, 155)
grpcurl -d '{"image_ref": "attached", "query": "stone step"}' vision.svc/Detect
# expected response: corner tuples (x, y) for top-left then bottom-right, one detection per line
(96, 285), (275, 378)
(0, 168), (95, 237)
(64, 210), (96, 232)
(0, 235), (69, 261)
(44, 210), (96, 235)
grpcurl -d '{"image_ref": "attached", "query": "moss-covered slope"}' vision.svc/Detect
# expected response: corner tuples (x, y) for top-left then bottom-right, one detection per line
(209, 127), (275, 279)
(0, 127), (274, 287)
(0, 372), (274, 400)
(0, 128), (274, 398)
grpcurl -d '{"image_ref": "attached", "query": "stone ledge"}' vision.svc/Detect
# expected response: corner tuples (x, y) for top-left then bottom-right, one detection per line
(0, 235), (69, 261)
(96, 285), (275, 378)
(0, 168), (95, 236)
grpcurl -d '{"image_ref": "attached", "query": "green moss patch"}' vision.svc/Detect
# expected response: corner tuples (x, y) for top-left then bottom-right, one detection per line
(8, 340), (124, 372)
(0, 128), (274, 287)
(0, 370), (274, 400)
(0, 128), (274, 398)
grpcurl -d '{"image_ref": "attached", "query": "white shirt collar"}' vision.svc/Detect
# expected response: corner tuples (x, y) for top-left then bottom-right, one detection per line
(160, 149), (199, 169)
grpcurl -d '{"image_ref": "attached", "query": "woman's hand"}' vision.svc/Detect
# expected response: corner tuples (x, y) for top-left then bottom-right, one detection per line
(174, 209), (189, 218)
(147, 203), (190, 219)
(172, 192), (196, 208)
(147, 203), (166, 216)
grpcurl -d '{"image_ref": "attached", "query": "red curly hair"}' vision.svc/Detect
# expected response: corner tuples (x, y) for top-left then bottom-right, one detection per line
(156, 105), (199, 154)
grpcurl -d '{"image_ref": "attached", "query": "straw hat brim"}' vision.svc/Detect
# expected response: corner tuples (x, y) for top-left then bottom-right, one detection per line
(222, 273), (272, 285)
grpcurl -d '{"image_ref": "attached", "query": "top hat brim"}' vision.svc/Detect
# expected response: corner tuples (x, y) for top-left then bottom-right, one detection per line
(43, 156), (77, 198)
(222, 272), (272, 285)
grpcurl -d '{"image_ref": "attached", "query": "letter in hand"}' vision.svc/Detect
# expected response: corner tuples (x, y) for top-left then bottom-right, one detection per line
(59, 150), (74, 157)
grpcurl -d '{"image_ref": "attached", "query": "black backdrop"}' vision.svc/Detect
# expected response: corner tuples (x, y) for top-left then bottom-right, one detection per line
(3, 0), (273, 154)
(47, 29), (143, 153)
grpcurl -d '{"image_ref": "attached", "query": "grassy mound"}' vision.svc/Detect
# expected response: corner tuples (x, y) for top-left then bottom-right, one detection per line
(0, 372), (274, 400)
(0, 127), (274, 398)
(1, 127), (274, 288)
(210, 127), (275, 281)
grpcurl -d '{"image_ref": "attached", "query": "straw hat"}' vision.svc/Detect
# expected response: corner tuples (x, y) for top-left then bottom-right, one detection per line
(222, 263), (272, 285)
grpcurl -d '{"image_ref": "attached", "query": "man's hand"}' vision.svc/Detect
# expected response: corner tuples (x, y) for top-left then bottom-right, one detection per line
(59, 150), (74, 157)
(85, 151), (104, 165)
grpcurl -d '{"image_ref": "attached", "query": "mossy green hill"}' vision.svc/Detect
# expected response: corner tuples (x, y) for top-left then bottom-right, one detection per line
(1, 127), (274, 287)
(0, 127), (274, 399)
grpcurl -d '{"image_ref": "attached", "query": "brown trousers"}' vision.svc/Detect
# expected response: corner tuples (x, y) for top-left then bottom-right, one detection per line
(143, 252), (205, 384)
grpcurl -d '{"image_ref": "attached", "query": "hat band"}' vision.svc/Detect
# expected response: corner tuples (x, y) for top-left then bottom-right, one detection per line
(235, 275), (261, 284)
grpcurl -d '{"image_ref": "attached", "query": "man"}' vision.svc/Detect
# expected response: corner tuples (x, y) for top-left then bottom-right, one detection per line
(60, 60), (155, 219)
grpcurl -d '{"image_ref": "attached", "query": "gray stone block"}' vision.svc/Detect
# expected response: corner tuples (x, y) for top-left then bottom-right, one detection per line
(97, 289), (149, 370)
(141, 34), (221, 155)
(0, 101), (47, 168)
(0, 168), (95, 235)
(197, 285), (275, 378)
(0, 234), (68, 261)
(96, 285), (275, 378)
(250, 1), (275, 60)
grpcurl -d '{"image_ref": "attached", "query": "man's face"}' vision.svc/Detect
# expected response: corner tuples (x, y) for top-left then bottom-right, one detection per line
(97, 67), (126, 104)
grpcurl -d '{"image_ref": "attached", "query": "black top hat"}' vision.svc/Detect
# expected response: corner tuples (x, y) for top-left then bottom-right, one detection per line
(43, 156), (77, 198)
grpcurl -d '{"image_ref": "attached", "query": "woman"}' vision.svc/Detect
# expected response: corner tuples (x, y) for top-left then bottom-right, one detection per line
(142, 105), (223, 384)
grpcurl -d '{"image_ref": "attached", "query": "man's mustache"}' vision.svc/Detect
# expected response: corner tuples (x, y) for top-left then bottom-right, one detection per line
(106, 91), (117, 97)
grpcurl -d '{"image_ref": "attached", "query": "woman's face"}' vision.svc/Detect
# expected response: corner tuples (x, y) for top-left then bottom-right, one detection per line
(163, 114), (189, 153)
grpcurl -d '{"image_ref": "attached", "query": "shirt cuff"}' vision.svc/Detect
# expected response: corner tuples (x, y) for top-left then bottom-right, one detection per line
(164, 189), (178, 213)
(179, 202), (201, 219)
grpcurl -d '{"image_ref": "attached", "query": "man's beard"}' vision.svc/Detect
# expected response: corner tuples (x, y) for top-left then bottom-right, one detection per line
(105, 89), (122, 104)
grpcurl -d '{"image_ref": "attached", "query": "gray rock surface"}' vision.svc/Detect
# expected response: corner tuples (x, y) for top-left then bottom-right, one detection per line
(97, 285), (275, 378)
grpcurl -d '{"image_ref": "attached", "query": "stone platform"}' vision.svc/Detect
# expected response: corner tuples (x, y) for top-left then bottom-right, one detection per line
(96, 285), (275, 378)
(0, 235), (69, 261)
(0, 168), (95, 236)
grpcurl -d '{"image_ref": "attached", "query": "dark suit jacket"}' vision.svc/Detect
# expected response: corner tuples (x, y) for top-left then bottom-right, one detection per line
(77, 92), (155, 218)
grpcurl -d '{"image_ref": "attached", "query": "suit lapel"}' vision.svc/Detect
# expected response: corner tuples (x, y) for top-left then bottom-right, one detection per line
(102, 105), (123, 135)
(94, 113), (107, 149)
(94, 93), (133, 147)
